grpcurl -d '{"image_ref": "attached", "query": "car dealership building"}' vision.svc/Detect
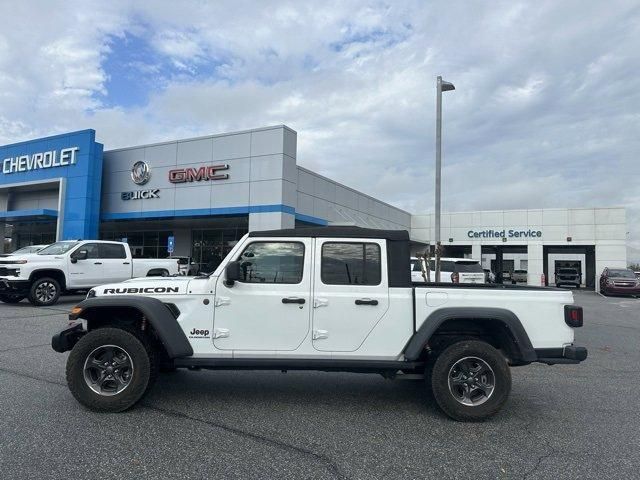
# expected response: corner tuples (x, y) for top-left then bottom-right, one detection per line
(0, 125), (627, 289)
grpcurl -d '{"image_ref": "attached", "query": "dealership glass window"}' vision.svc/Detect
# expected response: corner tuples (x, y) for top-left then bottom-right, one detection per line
(236, 242), (305, 284)
(100, 230), (172, 258)
(192, 227), (248, 273)
(321, 242), (381, 285)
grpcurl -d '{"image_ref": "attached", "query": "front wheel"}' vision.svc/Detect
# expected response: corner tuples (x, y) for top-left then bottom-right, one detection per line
(430, 340), (511, 421)
(66, 328), (151, 412)
(0, 293), (26, 303)
(28, 277), (61, 306)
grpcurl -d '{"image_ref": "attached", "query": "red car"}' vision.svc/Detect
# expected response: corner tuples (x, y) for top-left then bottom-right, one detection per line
(600, 268), (640, 296)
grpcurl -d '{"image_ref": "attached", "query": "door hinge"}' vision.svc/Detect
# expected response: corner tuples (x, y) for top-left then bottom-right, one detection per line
(313, 329), (328, 340)
(212, 328), (230, 339)
(313, 298), (329, 308)
(214, 297), (230, 307)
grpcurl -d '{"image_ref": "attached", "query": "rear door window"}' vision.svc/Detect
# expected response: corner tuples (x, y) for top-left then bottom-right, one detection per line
(321, 243), (381, 285)
(99, 243), (127, 259)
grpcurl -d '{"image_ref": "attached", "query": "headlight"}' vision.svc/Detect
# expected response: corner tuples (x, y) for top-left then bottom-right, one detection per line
(12, 260), (27, 264)
(606, 279), (614, 285)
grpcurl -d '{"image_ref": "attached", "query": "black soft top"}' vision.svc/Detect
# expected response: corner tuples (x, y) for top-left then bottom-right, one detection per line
(248, 226), (411, 288)
(248, 226), (409, 241)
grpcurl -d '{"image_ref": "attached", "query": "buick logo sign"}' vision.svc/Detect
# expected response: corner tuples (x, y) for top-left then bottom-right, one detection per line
(131, 161), (151, 185)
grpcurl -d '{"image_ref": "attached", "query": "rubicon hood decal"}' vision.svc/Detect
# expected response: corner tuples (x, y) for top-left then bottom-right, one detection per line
(102, 286), (181, 294)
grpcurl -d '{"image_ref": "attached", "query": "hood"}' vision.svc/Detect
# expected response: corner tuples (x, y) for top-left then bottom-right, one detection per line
(123, 276), (193, 284)
(92, 275), (200, 297)
(608, 275), (638, 282)
(0, 253), (52, 264)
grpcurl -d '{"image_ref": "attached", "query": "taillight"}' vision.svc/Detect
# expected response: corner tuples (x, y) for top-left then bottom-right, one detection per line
(564, 305), (583, 328)
(451, 272), (459, 283)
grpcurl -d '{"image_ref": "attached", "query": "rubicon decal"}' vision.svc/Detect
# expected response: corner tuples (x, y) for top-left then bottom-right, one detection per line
(103, 287), (180, 294)
(168, 164), (229, 183)
(189, 328), (210, 338)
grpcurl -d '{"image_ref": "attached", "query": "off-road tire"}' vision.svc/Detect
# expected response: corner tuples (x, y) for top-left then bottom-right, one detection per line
(430, 340), (511, 421)
(66, 328), (151, 412)
(0, 293), (26, 303)
(28, 277), (61, 306)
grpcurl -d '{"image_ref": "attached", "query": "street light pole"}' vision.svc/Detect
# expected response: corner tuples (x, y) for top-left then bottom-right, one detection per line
(434, 76), (455, 282)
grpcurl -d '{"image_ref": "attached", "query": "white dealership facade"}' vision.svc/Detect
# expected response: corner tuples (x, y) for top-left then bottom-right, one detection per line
(410, 208), (627, 290)
(0, 124), (627, 289)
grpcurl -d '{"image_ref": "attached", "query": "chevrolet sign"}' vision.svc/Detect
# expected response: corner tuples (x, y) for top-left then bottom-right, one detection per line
(2, 147), (79, 174)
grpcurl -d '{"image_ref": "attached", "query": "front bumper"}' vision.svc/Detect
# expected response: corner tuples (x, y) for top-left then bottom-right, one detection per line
(535, 346), (588, 365)
(51, 322), (85, 353)
(603, 285), (640, 295)
(0, 278), (30, 294)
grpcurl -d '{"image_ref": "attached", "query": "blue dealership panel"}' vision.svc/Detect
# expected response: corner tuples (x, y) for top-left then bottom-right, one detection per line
(0, 130), (104, 240)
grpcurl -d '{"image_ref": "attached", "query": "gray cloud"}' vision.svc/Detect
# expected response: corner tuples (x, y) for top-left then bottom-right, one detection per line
(0, 0), (638, 248)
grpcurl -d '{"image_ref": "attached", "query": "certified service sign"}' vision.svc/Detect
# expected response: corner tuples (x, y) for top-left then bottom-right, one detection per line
(131, 161), (151, 185)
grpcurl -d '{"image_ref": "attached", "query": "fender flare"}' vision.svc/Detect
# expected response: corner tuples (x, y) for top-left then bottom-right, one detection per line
(403, 307), (536, 362)
(72, 296), (193, 358)
(29, 269), (67, 289)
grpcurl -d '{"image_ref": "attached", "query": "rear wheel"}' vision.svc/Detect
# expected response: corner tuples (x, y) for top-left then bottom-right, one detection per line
(66, 328), (151, 412)
(28, 277), (61, 306)
(0, 293), (26, 303)
(430, 340), (511, 421)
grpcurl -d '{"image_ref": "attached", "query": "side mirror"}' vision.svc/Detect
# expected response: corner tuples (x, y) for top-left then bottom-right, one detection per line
(224, 260), (241, 287)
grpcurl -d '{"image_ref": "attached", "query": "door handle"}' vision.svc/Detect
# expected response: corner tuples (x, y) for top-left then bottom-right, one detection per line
(282, 297), (306, 304)
(213, 328), (229, 339)
(94, 262), (102, 265)
(355, 298), (378, 306)
(123, 262), (130, 265)
(313, 329), (328, 340)
(314, 298), (329, 308)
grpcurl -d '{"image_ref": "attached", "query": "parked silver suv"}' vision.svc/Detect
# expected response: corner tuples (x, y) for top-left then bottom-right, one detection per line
(555, 268), (581, 288)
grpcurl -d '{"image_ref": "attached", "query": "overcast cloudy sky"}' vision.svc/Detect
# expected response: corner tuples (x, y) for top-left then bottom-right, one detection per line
(0, 1), (638, 249)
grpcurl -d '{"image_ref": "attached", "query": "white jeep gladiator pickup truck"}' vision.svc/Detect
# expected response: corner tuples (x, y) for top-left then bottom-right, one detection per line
(0, 240), (180, 306)
(51, 227), (587, 421)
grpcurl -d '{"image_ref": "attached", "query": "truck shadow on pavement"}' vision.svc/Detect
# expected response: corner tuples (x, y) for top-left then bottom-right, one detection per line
(146, 369), (446, 418)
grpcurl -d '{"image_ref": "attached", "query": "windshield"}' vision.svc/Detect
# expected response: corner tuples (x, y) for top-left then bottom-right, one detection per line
(38, 242), (80, 255)
(13, 245), (42, 255)
(609, 269), (636, 278)
(559, 268), (578, 274)
(454, 261), (483, 273)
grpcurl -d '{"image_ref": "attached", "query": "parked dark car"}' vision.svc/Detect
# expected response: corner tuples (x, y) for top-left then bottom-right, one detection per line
(600, 268), (640, 296)
(555, 268), (581, 288)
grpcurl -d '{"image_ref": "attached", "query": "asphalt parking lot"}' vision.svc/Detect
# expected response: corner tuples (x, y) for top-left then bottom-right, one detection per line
(0, 290), (638, 479)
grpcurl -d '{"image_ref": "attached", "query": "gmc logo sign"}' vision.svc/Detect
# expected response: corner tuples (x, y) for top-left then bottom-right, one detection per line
(168, 164), (229, 183)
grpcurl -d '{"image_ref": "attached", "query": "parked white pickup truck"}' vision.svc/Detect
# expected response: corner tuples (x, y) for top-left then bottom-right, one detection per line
(411, 257), (486, 284)
(51, 227), (586, 421)
(0, 240), (180, 306)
